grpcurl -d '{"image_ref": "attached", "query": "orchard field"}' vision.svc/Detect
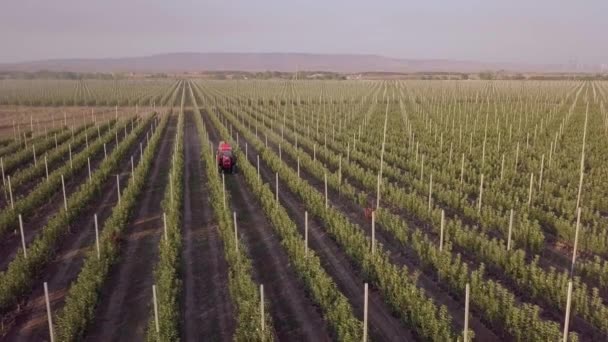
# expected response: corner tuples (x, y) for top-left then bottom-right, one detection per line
(0, 78), (606, 341)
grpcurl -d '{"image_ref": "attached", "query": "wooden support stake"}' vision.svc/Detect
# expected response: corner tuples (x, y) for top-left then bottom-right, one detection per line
(61, 175), (67, 212)
(527, 173), (534, 206)
(233, 211), (239, 252)
(305, 211), (309, 258)
(87, 157), (92, 182)
(428, 173), (433, 212)
(94, 214), (100, 259)
(116, 175), (121, 204)
(153, 285), (160, 334)
(297, 156), (300, 178)
(562, 281), (573, 342)
(464, 283), (470, 341)
(19, 214), (27, 258)
(324, 173), (328, 209)
(45, 156), (49, 181)
(7, 175), (13, 209)
(500, 153), (505, 181)
(257, 155), (260, 181)
(460, 154), (465, 184)
(363, 283), (369, 342)
(440, 210), (445, 251)
(131, 156), (134, 176)
(376, 172), (381, 210)
(222, 173), (226, 209)
(539, 154), (545, 190)
(160, 212), (167, 241)
(570, 207), (582, 276)
(507, 209), (514, 251)
(275, 172), (279, 204)
(478, 174), (484, 213)
(33, 145), (37, 166)
(371, 211), (376, 254)
(44, 282), (55, 342)
(1, 158), (4, 186)
(69, 143), (73, 169)
(260, 284), (265, 332)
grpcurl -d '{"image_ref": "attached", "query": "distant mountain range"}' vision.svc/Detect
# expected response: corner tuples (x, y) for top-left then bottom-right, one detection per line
(0, 52), (603, 73)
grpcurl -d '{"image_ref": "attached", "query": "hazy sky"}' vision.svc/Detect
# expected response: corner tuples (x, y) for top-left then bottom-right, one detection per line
(1, 0), (606, 64)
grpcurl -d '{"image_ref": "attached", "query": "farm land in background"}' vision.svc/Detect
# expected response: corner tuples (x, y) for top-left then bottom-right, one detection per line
(0, 78), (606, 341)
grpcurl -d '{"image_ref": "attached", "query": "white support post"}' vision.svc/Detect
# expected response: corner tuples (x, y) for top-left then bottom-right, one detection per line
(233, 211), (239, 253)
(140, 142), (143, 159)
(428, 173), (433, 212)
(460, 154), (465, 184)
(44, 155), (49, 181)
(131, 156), (134, 176)
(69, 143), (73, 169)
(527, 173), (534, 206)
(324, 173), (328, 209)
(153, 284), (160, 334)
(103, 143), (107, 159)
(338, 156), (342, 184)
(8, 175), (14, 209)
(222, 173), (226, 209)
(562, 280), (573, 342)
(500, 153), (505, 181)
(305, 211), (309, 258)
(478, 174), (484, 213)
(44, 282), (55, 342)
(507, 209), (514, 251)
(163, 212), (169, 241)
(371, 211), (376, 255)
(376, 172), (382, 210)
(440, 210), (445, 251)
(0, 158), (4, 186)
(464, 283), (470, 342)
(571, 207), (582, 275)
(19, 214), (27, 258)
(275, 172), (279, 205)
(87, 157), (92, 182)
(246, 142), (248, 160)
(116, 175), (121, 204)
(94, 214), (100, 259)
(297, 156), (300, 178)
(33, 145), (37, 166)
(61, 175), (67, 212)
(260, 284), (265, 332)
(257, 155), (260, 181)
(539, 154), (545, 190)
(363, 283), (369, 342)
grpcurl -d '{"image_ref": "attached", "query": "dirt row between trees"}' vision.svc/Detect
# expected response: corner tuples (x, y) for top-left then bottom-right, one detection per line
(1, 117), (156, 340)
(84, 115), (176, 341)
(180, 110), (234, 341)
(201, 110), (332, 341)
(202, 108), (418, 341)
(0, 123), (130, 272)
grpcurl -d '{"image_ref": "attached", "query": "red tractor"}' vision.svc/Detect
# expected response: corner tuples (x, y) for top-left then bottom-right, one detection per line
(216, 141), (237, 173)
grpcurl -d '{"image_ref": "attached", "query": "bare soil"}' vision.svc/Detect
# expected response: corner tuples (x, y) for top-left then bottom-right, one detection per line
(84, 115), (176, 341)
(0, 128), (124, 272)
(0, 118), (153, 341)
(180, 111), (235, 341)
(202, 110), (332, 341)
(203, 109), (418, 341)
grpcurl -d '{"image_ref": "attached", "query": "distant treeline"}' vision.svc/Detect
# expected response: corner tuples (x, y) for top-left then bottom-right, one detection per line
(0, 71), (171, 80)
(1, 70), (606, 81)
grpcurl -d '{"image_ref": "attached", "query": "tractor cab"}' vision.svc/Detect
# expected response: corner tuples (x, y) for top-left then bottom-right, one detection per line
(216, 141), (236, 173)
